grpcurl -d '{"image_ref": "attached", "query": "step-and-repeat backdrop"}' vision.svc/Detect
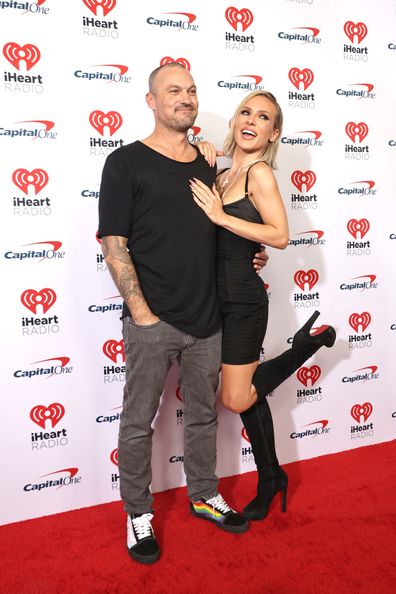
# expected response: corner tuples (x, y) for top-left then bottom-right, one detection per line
(1, 0), (395, 525)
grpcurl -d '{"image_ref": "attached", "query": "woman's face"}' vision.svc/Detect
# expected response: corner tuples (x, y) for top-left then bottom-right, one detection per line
(234, 95), (280, 154)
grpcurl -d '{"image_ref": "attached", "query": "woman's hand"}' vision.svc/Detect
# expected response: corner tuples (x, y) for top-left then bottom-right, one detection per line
(190, 179), (227, 226)
(195, 141), (224, 167)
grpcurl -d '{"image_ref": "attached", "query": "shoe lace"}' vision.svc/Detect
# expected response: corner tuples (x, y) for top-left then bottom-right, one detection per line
(205, 494), (233, 514)
(132, 513), (153, 539)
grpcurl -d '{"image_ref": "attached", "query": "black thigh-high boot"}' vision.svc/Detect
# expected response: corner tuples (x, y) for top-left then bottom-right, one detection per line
(240, 399), (287, 520)
(252, 310), (336, 400)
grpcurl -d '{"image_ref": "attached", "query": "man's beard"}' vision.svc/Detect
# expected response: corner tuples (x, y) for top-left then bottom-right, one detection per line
(168, 108), (197, 132)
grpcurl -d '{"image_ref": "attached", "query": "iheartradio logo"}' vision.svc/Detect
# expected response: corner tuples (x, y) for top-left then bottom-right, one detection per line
(89, 110), (122, 136)
(83, 0), (116, 17)
(110, 448), (118, 466)
(291, 170), (316, 192)
(21, 288), (56, 314)
(103, 339), (125, 363)
(344, 21), (368, 44)
(297, 365), (321, 387)
(3, 42), (41, 71)
(345, 122), (368, 143)
(12, 169), (48, 195)
(288, 68), (314, 91)
(225, 7), (253, 32)
(176, 387), (184, 402)
(30, 403), (65, 429)
(349, 312), (371, 333)
(189, 126), (201, 136)
(351, 402), (372, 423)
(294, 269), (319, 291)
(347, 218), (370, 240)
(241, 427), (250, 442)
(160, 56), (191, 71)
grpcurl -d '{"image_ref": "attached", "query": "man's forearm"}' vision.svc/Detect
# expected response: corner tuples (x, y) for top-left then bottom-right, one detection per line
(101, 236), (154, 322)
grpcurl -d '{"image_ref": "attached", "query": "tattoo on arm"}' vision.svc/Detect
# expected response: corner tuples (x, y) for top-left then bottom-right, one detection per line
(101, 236), (150, 317)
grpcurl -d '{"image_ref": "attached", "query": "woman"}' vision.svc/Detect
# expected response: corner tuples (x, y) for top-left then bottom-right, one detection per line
(190, 90), (336, 520)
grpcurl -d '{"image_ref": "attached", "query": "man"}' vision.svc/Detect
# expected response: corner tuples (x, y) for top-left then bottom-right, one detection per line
(98, 63), (265, 565)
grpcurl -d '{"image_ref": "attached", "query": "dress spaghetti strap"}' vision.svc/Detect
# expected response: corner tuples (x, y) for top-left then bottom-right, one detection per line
(244, 161), (263, 198)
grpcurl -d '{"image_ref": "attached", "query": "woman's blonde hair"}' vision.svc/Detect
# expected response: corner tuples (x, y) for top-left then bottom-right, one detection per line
(222, 90), (283, 169)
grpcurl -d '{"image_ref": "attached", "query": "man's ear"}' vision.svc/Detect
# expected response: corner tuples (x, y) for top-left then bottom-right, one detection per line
(146, 92), (155, 111)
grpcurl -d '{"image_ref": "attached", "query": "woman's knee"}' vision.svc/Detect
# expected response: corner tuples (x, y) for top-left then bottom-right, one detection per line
(221, 391), (249, 414)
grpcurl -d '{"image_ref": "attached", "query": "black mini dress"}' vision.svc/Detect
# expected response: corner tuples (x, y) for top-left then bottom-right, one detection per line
(217, 166), (269, 365)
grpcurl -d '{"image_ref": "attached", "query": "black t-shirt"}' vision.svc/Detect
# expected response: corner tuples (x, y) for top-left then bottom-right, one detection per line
(98, 141), (221, 337)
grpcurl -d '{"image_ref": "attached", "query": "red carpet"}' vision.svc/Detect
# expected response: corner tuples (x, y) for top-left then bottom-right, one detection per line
(2, 441), (395, 594)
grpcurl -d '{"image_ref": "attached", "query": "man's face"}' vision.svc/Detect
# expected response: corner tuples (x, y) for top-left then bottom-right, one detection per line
(147, 66), (198, 132)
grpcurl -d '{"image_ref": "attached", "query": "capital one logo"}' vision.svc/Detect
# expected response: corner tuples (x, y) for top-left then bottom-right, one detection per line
(103, 339), (125, 363)
(349, 312), (371, 333)
(291, 170), (316, 192)
(89, 110), (122, 136)
(294, 269), (319, 291)
(345, 122), (368, 143)
(296, 230), (324, 242)
(30, 403), (65, 429)
(351, 402), (372, 423)
(225, 7), (253, 32)
(21, 288), (56, 314)
(17, 120), (55, 137)
(347, 218), (370, 239)
(160, 56), (191, 71)
(344, 21), (368, 44)
(234, 74), (262, 85)
(12, 169), (49, 195)
(304, 419), (328, 430)
(110, 448), (118, 465)
(83, 0), (116, 17)
(3, 42), (41, 71)
(288, 68), (314, 91)
(297, 365), (321, 387)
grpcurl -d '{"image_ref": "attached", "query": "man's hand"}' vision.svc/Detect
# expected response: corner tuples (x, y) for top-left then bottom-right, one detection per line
(133, 313), (160, 326)
(253, 246), (269, 273)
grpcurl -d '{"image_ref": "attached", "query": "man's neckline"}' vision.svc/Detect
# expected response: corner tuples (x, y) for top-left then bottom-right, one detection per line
(138, 140), (199, 164)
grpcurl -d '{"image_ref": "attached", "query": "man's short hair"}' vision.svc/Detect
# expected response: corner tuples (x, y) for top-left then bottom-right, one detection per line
(148, 62), (186, 94)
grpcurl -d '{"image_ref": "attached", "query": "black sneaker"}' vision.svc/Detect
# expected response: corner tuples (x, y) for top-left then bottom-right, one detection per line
(190, 493), (249, 534)
(127, 513), (160, 564)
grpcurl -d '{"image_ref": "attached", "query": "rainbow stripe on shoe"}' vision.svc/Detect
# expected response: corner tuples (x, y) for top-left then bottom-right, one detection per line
(190, 493), (249, 533)
(191, 501), (225, 523)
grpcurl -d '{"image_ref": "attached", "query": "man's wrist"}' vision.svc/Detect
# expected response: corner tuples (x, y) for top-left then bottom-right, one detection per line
(133, 312), (159, 325)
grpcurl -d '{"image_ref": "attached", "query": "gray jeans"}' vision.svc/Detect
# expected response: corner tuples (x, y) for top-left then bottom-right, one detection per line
(118, 317), (222, 515)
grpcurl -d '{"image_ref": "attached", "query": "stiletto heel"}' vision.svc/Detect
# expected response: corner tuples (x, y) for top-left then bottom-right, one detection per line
(292, 310), (336, 351)
(299, 310), (320, 334)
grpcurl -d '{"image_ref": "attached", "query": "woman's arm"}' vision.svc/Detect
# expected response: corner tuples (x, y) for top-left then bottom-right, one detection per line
(190, 162), (289, 249)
